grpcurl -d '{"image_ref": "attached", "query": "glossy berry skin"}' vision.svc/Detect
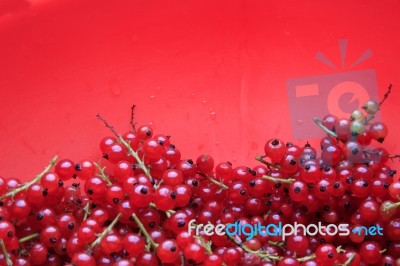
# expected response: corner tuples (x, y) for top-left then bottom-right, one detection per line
(315, 244), (338, 266)
(196, 154), (215, 174)
(71, 252), (96, 266)
(264, 139), (286, 163)
(136, 252), (158, 266)
(0, 221), (15, 241)
(314, 179), (333, 200)
(28, 242), (48, 265)
(162, 169), (184, 187)
(322, 114), (337, 131)
(222, 247), (242, 266)
(40, 225), (61, 247)
(153, 185), (176, 211)
(359, 241), (382, 264)
(386, 218), (400, 241)
(289, 180), (308, 202)
(75, 160), (95, 180)
(107, 143), (128, 163)
(358, 200), (379, 223)
(123, 233), (145, 257)
(100, 233), (123, 255)
(184, 243), (207, 264)
(55, 159), (76, 181)
(228, 181), (248, 204)
(129, 184), (153, 207)
(321, 145), (342, 166)
(368, 122), (388, 142)
(277, 256), (300, 266)
(157, 239), (180, 263)
(143, 138), (164, 160)
(299, 163), (320, 183)
(335, 118), (351, 141)
(204, 254), (224, 266)
(280, 154), (299, 175)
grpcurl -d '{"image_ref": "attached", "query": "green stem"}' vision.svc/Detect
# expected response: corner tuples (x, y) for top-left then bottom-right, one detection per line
(297, 253), (316, 262)
(0, 239), (12, 266)
(131, 213), (158, 249)
(197, 172), (228, 190)
(96, 114), (152, 179)
(227, 234), (281, 262)
(313, 117), (338, 138)
(94, 162), (113, 186)
(262, 175), (295, 185)
(19, 233), (39, 243)
(0, 156), (58, 200)
(195, 236), (213, 255)
(149, 203), (176, 217)
(83, 202), (91, 221)
(123, 139), (152, 179)
(88, 213), (122, 250)
(343, 253), (355, 266)
(255, 156), (280, 169)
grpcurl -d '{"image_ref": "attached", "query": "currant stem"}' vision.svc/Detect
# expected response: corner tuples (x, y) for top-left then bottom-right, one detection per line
(342, 254), (355, 266)
(153, 180), (163, 190)
(195, 236), (213, 255)
(227, 234), (281, 262)
(297, 253), (316, 262)
(0, 239), (12, 266)
(96, 114), (152, 179)
(380, 83), (393, 106)
(83, 202), (91, 221)
(255, 156), (280, 169)
(197, 172), (229, 190)
(18, 233), (40, 243)
(149, 203), (176, 217)
(130, 104), (137, 132)
(364, 114), (375, 125)
(88, 213), (122, 250)
(363, 149), (400, 161)
(93, 162), (113, 186)
(383, 201), (400, 212)
(267, 240), (285, 248)
(262, 175), (295, 184)
(131, 213), (158, 249)
(0, 156), (58, 200)
(313, 118), (338, 138)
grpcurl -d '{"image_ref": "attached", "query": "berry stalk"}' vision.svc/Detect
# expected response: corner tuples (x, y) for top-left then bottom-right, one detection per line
(262, 175), (295, 184)
(197, 172), (228, 190)
(227, 234), (281, 261)
(313, 118), (338, 138)
(83, 202), (91, 221)
(255, 156), (280, 169)
(19, 233), (39, 243)
(97, 114), (152, 179)
(88, 213), (122, 250)
(130, 213), (158, 249)
(94, 162), (113, 186)
(195, 236), (213, 255)
(343, 254), (356, 266)
(0, 239), (12, 266)
(0, 156), (58, 200)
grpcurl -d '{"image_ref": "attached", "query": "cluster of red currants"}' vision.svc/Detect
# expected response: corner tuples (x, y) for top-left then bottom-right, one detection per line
(0, 95), (399, 266)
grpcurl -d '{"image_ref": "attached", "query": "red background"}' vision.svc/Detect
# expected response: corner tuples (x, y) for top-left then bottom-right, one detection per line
(0, 0), (399, 180)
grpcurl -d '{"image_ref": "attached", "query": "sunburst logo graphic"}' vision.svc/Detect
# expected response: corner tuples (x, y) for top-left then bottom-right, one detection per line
(286, 39), (380, 140)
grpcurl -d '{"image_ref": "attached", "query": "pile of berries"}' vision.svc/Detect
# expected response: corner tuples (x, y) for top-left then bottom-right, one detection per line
(0, 90), (400, 266)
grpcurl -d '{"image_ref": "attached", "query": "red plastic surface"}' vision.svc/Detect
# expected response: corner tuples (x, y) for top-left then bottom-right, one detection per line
(0, 0), (399, 180)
